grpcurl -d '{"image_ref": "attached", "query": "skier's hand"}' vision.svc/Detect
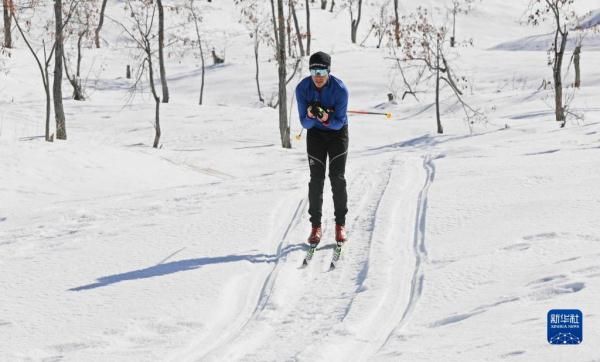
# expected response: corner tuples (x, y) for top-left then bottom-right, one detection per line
(318, 112), (329, 126)
(307, 107), (316, 118)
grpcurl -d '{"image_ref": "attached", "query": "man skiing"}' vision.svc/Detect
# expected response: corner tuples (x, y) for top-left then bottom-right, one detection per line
(295, 51), (349, 250)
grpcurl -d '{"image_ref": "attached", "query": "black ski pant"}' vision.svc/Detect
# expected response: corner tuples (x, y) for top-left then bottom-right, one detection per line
(306, 125), (348, 226)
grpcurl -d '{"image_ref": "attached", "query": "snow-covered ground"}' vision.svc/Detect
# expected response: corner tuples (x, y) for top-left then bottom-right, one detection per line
(1, 0), (600, 361)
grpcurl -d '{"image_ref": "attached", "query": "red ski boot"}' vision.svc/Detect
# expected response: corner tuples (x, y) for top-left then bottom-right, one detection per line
(335, 224), (347, 246)
(307, 225), (322, 245)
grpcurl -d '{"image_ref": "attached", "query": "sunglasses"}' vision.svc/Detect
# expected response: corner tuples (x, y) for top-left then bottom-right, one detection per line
(310, 68), (329, 77)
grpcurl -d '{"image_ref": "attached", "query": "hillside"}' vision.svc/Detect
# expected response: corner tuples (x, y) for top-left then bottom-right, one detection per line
(1, 1), (600, 361)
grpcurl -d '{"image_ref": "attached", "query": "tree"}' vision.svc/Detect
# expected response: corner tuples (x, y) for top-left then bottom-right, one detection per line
(275, 0), (291, 148)
(186, 0), (206, 105)
(305, 0), (311, 54)
(63, 0), (98, 101)
(290, 0), (304, 56)
(156, 0), (169, 103)
(527, 0), (576, 127)
(393, 0), (400, 47)
(395, 6), (483, 134)
(12, 1), (79, 142)
(449, 0), (476, 47)
(3, 0), (12, 48)
(115, 0), (163, 148)
(54, 0), (68, 140)
(235, 0), (274, 104)
(347, 0), (363, 44)
(571, 12), (600, 89)
(365, 0), (391, 48)
(94, 0), (107, 47)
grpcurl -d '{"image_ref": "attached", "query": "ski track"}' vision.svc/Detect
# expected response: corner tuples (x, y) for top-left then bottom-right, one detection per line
(377, 154), (435, 353)
(305, 153), (435, 361)
(190, 159), (392, 361)
(187, 152), (437, 361)
(169, 197), (308, 362)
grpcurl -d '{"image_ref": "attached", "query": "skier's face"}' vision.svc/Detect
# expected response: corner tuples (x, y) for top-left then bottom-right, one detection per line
(310, 68), (329, 88)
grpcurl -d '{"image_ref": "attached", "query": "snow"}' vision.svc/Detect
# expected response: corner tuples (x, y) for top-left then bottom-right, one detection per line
(1, 0), (600, 361)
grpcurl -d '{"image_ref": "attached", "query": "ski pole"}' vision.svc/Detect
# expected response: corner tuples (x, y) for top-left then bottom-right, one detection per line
(348, 110), (393, 119)
(295, 109), (392, 141)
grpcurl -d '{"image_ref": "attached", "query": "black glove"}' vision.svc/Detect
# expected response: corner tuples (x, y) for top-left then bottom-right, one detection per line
(308, 102), (326, 119)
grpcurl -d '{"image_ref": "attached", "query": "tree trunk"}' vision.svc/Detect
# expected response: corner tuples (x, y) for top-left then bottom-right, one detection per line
(69, 30), (85, 100)
(286, 5), (292, 57)
(277, 0), (291, 148)
(290, 0), (304, 56)
(63, 50), (85, 101)
(198, 39), (205, 106)
(270, 0), (279, 53)
(305, 0), (311, 54)
(451, 8), (456, 47)
(95, 0), (108, 48)
(553, 26), (568, 126)
(146, 54), (161, 148)
(321, 0), (327, 10)
(329, 0), (335, 12)
(191, 6), (205, 105)
(350, 0), (362, 44)
(54, 0), (67, 140)
(45, 71), (52, 141)
(76, 31), (84, 77)
(3, 0), (11, 48)
(157, 0), (169, 103)
(435, 40), (443, 134)
(12, 13), (52, 141)
(254, 29), (264, 103)
(393, 0), (400, 47)
(574, 44), (581, 88)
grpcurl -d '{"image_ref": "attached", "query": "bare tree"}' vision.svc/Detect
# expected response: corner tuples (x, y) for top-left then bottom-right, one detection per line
(305, 0), (311, 53)
(63, 0), (97, 101)
(366, 0), (391, 48)
(572, 34), (581, 88)
(235, 0), (273, 104)
(393, 0), (400, 47)
(527, 0), (576, 127)
(94, 0), (107, 47)
(13, 19), (54, 141)
(114, 0), (163, 148)
(449, 0), (476, 47)
(274, 0), (290, 148)
(186, 0), (206, 105)
(347, 0), (363, 44)
(571, 13), (600, 89)
(395, 7), (483, 134)
(156, 0), (169, 103)
(54, 0), (67, 140)
(11, 1), (78, 141)
(269, 0), (279, 52)
(3, 0), (12, 48)
(290, 0), (304, 56)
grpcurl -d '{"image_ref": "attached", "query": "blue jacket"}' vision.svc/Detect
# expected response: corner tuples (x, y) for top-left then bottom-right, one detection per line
(295, 74), (349, 131)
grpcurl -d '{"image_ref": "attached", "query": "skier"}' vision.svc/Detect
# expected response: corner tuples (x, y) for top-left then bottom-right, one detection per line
(295, 51), (349, 248)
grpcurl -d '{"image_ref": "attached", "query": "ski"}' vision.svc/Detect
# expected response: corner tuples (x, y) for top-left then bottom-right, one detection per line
(329, 244), (343, 270)
(301, 244), (318, 267)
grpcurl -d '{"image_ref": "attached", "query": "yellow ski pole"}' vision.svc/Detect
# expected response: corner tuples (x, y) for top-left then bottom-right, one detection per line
(348, 110), (393, 119)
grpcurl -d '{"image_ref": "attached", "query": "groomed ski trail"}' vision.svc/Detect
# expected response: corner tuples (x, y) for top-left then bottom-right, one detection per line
(176, 153), (435, 361)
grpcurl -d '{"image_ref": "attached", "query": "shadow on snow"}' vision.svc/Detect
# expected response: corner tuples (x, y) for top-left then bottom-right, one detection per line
(69, 243), (305, 292)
